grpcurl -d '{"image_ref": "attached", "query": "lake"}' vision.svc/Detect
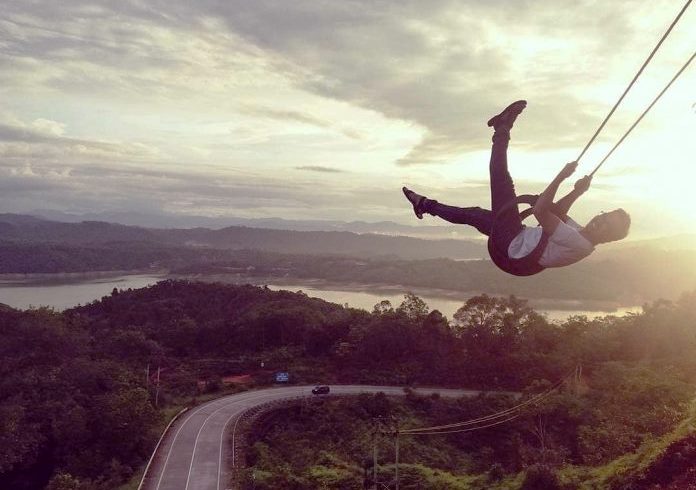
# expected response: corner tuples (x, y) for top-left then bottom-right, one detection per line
(262, 283), (640, 321)
(0, 274), (164, 311)
(0, 273), (640, 321)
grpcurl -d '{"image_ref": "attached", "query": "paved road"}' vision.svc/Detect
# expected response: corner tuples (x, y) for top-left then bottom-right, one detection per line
(144, 385), (484, 490)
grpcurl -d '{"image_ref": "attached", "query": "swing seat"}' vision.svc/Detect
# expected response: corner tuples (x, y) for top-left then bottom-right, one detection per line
(487, 194), (548, 277)
(494, 194), (538, 223)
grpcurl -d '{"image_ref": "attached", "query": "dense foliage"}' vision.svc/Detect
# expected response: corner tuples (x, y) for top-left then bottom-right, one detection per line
(1, 281), (695, 489)
(244, 381), (693, 490)
(0, 306), (159, 490)
(0, 241), (204, 273)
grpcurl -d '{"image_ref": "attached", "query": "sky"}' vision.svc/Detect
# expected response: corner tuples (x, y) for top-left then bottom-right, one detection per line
(1, 0), (694, 239)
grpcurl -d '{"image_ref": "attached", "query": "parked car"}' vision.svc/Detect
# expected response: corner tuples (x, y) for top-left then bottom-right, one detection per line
(312, 385), (330, 395)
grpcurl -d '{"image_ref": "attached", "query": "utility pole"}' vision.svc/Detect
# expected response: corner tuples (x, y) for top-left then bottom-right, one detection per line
(372, 428), (378, 490)
(155, 366), (161, 407)
(395, 429), (400, 490)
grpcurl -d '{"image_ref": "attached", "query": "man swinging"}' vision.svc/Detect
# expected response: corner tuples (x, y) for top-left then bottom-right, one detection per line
(402, 100), (631, 276)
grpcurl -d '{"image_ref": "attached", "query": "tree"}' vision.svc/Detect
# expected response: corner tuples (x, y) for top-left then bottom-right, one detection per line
(396, 292), (429, 320)
(372, 300), (394, 315)
(45, 473), (84, 490)
(0, 402), (43, 474)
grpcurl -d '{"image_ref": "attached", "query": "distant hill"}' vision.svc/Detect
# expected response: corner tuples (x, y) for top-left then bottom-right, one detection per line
(616, 234), (696, 251)
(0, 213), (486, 260)
(31, 209), (475, 239)
(3, 214), (696, 304)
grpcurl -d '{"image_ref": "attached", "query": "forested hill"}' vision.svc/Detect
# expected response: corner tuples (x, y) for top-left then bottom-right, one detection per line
(2, 281), (696, 489)
(35, 209), (473, 239)
(0, 213), (485, 260)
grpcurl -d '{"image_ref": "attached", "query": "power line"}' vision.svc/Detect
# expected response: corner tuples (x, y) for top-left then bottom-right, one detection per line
(404, 411), (523, 436)
(402, 372), (573, 434)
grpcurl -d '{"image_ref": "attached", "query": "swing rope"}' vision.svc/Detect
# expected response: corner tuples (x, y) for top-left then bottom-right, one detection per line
(589, 49), (696, 177)
(576, 0), (693, 166)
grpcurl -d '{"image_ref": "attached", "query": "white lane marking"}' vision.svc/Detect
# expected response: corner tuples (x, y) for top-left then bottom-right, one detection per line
(183, 395), (269, 490)
(187, 390), (299, 490)
(155, 406), (209, 490)
(155, 391), (271, 490)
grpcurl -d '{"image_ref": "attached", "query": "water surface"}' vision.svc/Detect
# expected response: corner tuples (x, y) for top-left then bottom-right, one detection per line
(0, 274), (164, 310)
(0, 274), (640, 321)
(264, 283), (640, 321)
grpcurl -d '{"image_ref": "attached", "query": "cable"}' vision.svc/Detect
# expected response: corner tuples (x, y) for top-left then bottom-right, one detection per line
(589, 49), (696, 176)
(403, 379), (561, 433)
(402, 385), (556, 435)
(403, 373), (569, 433)
(403, 371), (574, 434)
(406, 412), (524, 436)
(576, 0), (693, 163)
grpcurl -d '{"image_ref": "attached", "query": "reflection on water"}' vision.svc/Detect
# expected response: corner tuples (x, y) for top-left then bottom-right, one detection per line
(0, 274), (640, 321)
(264, 284), (640, 321)
(0, 275), (164, 311)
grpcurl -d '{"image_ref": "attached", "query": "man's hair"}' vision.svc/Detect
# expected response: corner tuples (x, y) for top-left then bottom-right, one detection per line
(602, 208), (631, 243)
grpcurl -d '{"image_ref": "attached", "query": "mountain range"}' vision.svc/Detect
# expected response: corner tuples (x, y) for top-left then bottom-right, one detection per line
(0, 213), (486, 260)
(31, 209), (475, 240)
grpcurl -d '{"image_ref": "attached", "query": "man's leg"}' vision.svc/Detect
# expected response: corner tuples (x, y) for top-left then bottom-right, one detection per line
(489, 129), (519, 216)
(424, 201), (493, 236)
(488, 101), (527, 246)
(402, 187), (493, 236)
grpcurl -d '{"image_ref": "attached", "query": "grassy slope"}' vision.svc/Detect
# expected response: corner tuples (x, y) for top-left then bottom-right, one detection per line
(561, 397), (696, 489)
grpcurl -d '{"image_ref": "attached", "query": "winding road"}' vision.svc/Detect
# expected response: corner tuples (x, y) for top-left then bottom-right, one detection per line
(142, 385), (486, 490)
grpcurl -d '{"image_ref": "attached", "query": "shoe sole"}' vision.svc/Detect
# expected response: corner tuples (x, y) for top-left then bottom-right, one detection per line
(402, 187), (424, 219)
(487, 100), (527, 127)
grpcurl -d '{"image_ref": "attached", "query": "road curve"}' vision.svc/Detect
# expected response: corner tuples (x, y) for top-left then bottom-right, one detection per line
(144, 385), (485, 490)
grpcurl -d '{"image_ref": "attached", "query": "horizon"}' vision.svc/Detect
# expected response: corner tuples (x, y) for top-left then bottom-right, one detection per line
(8, 209), (696, 245)
(1, 0), (695, 240)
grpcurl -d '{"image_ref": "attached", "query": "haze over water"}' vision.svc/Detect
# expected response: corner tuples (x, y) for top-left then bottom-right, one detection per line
(0, 275), (639, 321)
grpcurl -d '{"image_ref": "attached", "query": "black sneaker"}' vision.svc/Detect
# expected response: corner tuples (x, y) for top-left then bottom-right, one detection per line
(487, 100), (527, 130)
(402, 186), (427, 219)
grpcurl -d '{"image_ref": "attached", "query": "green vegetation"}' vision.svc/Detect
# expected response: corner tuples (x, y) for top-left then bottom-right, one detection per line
(243, 379), (693, 489)
(1, 281), (695, 489)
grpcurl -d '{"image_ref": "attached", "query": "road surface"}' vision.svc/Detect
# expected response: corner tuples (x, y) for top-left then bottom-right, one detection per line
(144, 385), (486, 490)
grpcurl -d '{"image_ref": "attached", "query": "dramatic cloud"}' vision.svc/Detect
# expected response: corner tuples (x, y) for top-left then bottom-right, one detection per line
(0, 0), (694, 237)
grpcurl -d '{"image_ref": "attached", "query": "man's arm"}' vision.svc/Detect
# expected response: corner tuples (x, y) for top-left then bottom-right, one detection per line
(554, 175), (592, 217)
(533, 162), (578, 235)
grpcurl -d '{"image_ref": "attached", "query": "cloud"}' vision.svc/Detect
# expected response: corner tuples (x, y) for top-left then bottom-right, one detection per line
(3, 0), (665, 167)
(238, 105), (366, 141)
(0, 124), (162, 166)
(0, 0), (690, 238)
(239, 105), (331, 128)
(168, 0), (659, 164)
(295, 165), (344, 173)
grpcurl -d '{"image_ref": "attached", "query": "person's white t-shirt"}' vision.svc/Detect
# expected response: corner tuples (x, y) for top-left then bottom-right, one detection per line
(507, 218), (594, 268)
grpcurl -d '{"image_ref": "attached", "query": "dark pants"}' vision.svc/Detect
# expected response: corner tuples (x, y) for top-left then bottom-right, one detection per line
(423, 130), (523, 250)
